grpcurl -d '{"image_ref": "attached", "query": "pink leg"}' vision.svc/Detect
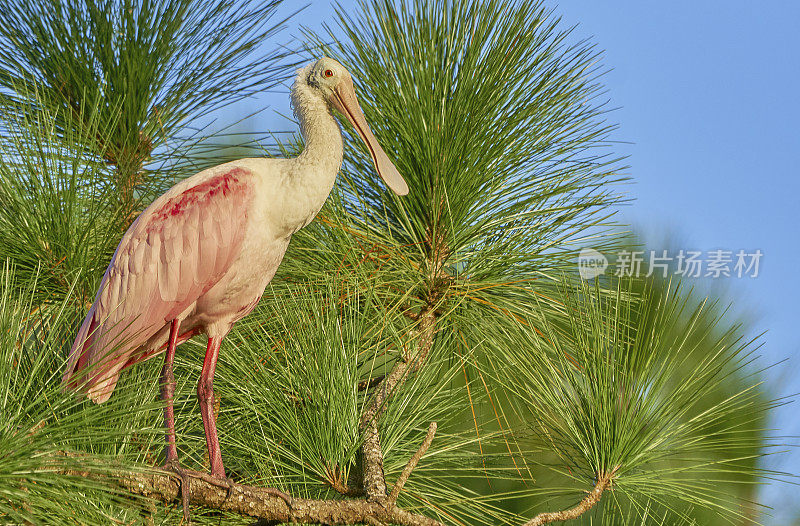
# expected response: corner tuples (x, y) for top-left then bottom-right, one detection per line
(160, 319), (181, 464)
(198, 336), (225, 478)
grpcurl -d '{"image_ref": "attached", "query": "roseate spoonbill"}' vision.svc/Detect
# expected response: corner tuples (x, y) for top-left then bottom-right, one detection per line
(63, 57), (408, 489)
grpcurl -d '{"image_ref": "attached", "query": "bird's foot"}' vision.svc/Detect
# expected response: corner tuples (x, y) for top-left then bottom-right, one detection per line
(262, 486), (294, 511)
(160, 464), (293, 519)
(160, 459), (192, 523)
(199, 473), (293, 511)
(187, 470), (237, 501)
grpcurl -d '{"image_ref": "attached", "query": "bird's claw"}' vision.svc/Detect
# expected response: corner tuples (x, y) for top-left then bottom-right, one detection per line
(161, 460), (192, 524)
(180, 470), (237, 503)
(263, 487), (294, 524)
(159, 464), (293, 521)
(215, 475), (236, 501)
(263, 486), (294, 510)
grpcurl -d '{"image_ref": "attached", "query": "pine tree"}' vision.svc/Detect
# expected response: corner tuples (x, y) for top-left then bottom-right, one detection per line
(0, 0), (783, 524)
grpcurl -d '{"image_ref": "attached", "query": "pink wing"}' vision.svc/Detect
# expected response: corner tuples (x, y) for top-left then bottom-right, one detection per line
(64, 166), (255, 403)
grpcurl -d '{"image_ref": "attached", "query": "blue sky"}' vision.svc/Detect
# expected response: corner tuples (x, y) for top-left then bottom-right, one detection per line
(234, 1), (800, 521)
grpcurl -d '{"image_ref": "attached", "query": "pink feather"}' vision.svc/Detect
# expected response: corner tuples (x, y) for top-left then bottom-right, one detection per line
(64, 168), (253, 402)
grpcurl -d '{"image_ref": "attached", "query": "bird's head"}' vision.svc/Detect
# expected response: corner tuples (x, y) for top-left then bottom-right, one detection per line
(304, 57), (409, 196)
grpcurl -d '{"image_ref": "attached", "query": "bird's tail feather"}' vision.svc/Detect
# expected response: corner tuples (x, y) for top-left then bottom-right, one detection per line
(62, 308), (127, 404)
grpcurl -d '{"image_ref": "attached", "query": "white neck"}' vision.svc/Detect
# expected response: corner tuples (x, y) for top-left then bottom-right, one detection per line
(267, 69), (343, 235)
(291, 72), (344, 174)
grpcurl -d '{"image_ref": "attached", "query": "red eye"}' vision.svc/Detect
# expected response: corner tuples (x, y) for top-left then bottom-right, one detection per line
(324, 69), (334, 78)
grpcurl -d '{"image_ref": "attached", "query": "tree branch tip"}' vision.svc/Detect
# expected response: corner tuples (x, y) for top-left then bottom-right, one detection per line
(389, 421), (437, 503)
(522, 467), (618, 526)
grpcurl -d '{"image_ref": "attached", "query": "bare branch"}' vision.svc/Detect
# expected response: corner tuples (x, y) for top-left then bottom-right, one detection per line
(360, 308), (438, 500)
(523, 466), (619, 526)
(84, 467), (444, 526)
(389, 422), (437, 503)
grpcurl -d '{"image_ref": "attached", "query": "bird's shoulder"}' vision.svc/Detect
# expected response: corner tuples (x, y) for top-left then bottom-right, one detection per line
(127, 161), (258, 242)
(104, 161), (258, 282)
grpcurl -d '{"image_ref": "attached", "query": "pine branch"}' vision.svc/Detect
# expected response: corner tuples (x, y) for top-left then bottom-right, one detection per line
(69, 459), (616, 526)
(523, 466), (619, 526)
(74, 466), (444, 526)
(360, 307), (438, 500)
(389, 422), (437, 504)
